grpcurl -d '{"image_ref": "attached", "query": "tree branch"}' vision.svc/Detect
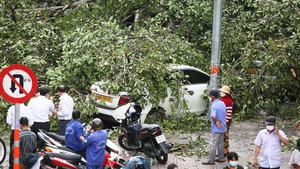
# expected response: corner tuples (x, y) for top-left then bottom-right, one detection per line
(290, 0), (300, 16)
(54, 4), (70, 17)
(3, 1), (18, 22)
(0, 0), (95, 13)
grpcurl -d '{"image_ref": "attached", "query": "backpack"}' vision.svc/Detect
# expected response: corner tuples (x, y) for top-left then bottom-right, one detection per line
(232, 99), (239, 115)
(124, 156), (151, 169)
(23, 153), (42, 168)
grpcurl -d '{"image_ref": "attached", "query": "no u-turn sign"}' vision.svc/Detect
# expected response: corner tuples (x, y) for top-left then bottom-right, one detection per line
(0, 64), (37, 103)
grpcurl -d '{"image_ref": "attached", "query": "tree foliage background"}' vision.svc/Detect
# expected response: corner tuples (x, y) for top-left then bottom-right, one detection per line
(1, 0), (300, 130)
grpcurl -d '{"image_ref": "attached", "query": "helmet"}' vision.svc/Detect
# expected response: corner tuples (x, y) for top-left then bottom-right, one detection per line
(125, 104), (142, 122)
(92, 118), (103, 131)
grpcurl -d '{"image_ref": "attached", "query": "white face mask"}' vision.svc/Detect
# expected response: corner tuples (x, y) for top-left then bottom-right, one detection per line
(266, 125), (275, 131)
(208, 97), (212, 102)
(220, 92), (226, 97)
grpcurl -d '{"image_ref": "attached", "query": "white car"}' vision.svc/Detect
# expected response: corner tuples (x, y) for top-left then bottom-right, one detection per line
(87, 65), (210, 126)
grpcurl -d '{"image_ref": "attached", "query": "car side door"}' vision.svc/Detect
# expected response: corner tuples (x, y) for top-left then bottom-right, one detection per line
(181, 69), (210, 114)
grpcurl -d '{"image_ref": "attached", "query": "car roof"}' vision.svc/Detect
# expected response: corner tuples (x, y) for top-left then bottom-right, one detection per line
(169, 64), (210, 77)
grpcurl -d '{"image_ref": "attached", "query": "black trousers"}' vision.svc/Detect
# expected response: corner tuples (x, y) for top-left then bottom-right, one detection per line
(31, 122), (50, 136)
(58, 120), (71, 135)
(9, 130), (14, 169)
(260, 167), (280, 169)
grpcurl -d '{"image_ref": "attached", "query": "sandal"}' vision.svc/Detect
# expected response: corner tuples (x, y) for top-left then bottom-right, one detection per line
(216, 152), (228, 157)
(202, 161), (215, 165)
(215, 158), (225, 162)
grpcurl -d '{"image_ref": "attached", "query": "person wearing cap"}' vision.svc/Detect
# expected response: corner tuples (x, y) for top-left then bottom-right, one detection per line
(83, 118), (108, 169)
(218, 85), (233, 156)
(202, 90), (227, 165)
(27, 87), (55, 136)
(289, 138), (300, 169)
(253, 116), (289, 169)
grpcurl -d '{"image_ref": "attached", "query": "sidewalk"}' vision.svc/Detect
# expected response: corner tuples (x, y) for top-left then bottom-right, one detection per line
(0, 120), (297, 169)
(121, 120), (297, 169)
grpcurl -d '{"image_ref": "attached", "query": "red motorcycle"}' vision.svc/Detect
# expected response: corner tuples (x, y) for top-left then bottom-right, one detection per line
(40, 151), (122, 169)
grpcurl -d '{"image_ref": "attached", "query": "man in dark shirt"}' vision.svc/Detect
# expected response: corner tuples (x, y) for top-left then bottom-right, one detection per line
(18, 117), (37, 169)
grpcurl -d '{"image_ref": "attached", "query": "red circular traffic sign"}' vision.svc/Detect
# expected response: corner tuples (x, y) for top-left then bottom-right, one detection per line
(0, 64), (37, 103)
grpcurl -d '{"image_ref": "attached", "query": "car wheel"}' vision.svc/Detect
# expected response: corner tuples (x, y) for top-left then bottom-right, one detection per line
(145, 108), (165, 124)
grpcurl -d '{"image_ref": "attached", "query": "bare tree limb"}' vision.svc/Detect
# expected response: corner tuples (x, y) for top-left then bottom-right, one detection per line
(290, 0), (300, 16)
(122, 14), (133, 22)
(3, 0), (18, 22)
(0, 0), (94, 13)
(54, 4), (70, 17)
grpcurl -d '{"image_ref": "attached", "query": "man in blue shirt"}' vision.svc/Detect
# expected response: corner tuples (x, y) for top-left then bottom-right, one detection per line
(65, 110), (86, 152)
(83, 118), (108, 169)
(202, 90), (227, 165)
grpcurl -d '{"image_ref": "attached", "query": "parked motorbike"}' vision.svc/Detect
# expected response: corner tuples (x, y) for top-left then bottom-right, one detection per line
(39, 151), (122, 169)
(118, 104), (173, 164)
(37, 125), (125, 166)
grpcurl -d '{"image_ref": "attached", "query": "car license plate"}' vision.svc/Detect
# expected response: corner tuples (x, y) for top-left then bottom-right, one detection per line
(155, 135), (166, 144)
(96, 94), (112, 103)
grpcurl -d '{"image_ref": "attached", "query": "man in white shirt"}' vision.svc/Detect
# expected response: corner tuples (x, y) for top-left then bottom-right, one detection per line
(253, 116), (289, 169)
(6, 103), (34, 169)
(53, 85), (74, 135)
(27, 87), (55, 135)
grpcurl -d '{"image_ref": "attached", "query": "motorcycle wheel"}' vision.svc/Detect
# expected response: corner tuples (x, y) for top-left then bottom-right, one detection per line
(155, 151), (168, 164)
(0, 138), (6, 165)
(118, 134), (132, 151)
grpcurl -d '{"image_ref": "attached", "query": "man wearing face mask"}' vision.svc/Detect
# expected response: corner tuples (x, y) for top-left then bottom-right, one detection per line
(253, 116), (289, 169)
(202, 90), (227, 165)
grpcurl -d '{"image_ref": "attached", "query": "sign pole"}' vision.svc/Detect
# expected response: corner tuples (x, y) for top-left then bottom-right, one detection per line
(0, 64), (38, 169)
(14, 103), (20, 169)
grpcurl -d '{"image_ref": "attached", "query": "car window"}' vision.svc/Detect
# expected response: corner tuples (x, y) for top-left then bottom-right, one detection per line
(182, 70), (210, 84)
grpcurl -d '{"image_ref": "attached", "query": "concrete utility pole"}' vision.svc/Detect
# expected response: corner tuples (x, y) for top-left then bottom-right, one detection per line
(208, 0), (223, 118)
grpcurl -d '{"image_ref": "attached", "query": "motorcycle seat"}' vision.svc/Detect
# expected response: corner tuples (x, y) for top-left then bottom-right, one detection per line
(45, 152), (81, 166)
(44, 132), (65, 142)
(56, 146), (77, 153)
(45, 152), (82, 161)
(138, 124), (160, 132)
